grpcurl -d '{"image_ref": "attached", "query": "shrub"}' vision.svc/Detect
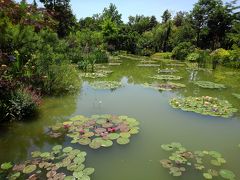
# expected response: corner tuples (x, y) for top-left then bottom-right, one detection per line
(0, 87), (40, 122)
(186, 52), (200, 62)
(210, 48), (230, 69)
(172, 42), (195, 60)
(94, 50), (109, 64)
(43, 64), (81, 95)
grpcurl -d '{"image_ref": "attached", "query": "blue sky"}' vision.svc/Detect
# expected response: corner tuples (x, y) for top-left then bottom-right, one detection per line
(18, 0), (237, 22)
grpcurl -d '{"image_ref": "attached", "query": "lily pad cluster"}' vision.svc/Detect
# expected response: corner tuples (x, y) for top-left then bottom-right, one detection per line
(157, 68), (178, 73)
(137, 64), (160, 67)
(166, 63), (185, 67)
(89, 81), (122, 90)
(232, 93), (240, 99)
(80, 70), (113, 79)
(0, 146), (94, 180)
(170, 96), (237, 118)
(150, 75), (182, 81)
(48, 114), (140, 149)
(194, 81), (226, 89)
(160, 142), (236, 179)
(108, 63), (121, 66)
(143, 82), (186, 91)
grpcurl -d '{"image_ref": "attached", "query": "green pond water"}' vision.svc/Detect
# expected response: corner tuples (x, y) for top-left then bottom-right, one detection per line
(0, 58), (240, 180)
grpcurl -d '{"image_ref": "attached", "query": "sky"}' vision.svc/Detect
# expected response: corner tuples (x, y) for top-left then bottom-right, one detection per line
(18, 0), (237, 22)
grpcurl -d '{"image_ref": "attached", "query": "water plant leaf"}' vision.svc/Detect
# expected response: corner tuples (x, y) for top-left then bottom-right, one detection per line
(89, 81), (122, 90)
(117, 137), (130, 145)
(170, 96), (237, 118)
(52, 145), (63, 152)
(63, 147), (73, 153)
(83, 168), (95, 176)
(23, 165), (37, 174)
(1, 162), (13, 170)
(203, 173), (213, 179)
(150, 75), (182, 81)
(219, 169), (236, 179)
(48, 114), (140, 149)
(194, 81), (226, 89)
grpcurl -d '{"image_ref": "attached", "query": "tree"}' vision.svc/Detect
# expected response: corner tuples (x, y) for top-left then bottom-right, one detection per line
(39, 0), (76, 37)
(161, 10), (171, 23)
(191, 0), (235, 49)
(102, 3), (122, 25)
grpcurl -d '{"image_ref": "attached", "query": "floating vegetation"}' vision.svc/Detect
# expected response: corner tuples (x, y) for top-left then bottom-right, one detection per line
(167, 63), (185, 67)
(232, 93), (240, 99)
(0, 146), (94, 179)
(140, 60), (157, 64)
(194, 81), (226, 89)
(143, 82), (186, 91)
(108, 63), (121, 66)
(150, 75), (182, 81)
(118, 55), (140, 60)
(48, 115), (140, 149)
(80, 70), (113, 78)
(157, 68), (178, 73)
(160, 142), (236, 179)
(137, 64), (160, 67)
(89, 81), (122, 90)
(170, 96), (237, 118)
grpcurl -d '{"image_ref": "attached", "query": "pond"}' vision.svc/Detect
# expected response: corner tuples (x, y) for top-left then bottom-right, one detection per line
(0, 57), (240, 180)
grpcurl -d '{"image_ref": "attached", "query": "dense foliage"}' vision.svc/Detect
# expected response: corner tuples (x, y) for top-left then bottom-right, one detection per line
(0, 0), (239, 121)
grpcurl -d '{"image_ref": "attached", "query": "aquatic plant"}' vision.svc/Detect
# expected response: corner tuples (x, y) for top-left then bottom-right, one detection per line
(89, 81), (122, 90)
(48, 115), (140, 149)
(232, 93), (240, 99)
(157, 68), (178, 73)
(108, 63), (121, 66)
(194, 81), (226, 89)
(166, 63), (185, 67)
(80, 70), (113, 79)
(137, 64), (160, 67)
(160, 142), (236, 179)
(150, 75), (182, 81)
(0, 146), (94, 179)
(143, 82), (186, 91)
(170, 96), (237, 118)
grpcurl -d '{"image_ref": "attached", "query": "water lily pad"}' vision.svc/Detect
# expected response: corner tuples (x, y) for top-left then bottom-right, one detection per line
(78, 138), (91, 145)
(117, 137), (130, 145)
(89, 141), (101, 149)
(101, 139), (113, 147)
(160, 142), (234, 179)
(63, 147), (73, 153)
(143, 82), (186, 91)
(1, 162), (13, 170)
(52, 145), (63, 152)
(83, 168), (95, 176)
(219, 169), (236, 179)
(31, 151), (41, 158)
(107, 133), (120, 140)
(203, 173), (213, 179)
(150, 75), (182, 81)
(89, 81), (122, 90)
(48, 114), (140, 149)
(23, 165), (37, 174)
(194, 81), (226, 89)
(170, 96), (237, 118)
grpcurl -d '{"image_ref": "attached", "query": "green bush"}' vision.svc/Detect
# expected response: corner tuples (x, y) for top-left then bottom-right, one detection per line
(228, 47), (240, 68)
(43, 64), (81, 95)
(186, 52), (200, 62)
(94, 50), (109, 63)
(172, 42), (195, 60)
(0, 87), (39, 122)
(210, 48), (230, 69)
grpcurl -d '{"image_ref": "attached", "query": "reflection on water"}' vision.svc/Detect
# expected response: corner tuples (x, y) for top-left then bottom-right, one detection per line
(0, 58), (240, 180)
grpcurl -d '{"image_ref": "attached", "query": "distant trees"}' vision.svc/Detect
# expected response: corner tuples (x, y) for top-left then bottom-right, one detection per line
(39, 0), (76, 37)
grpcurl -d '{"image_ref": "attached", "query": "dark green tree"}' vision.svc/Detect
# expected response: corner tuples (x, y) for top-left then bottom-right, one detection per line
(161, 10), (172, 23)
